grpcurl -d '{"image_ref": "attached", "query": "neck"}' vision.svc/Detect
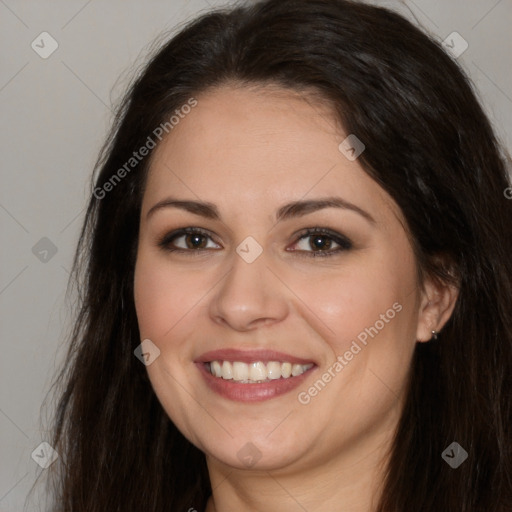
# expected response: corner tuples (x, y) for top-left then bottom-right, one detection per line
(204, 426), (393, 512)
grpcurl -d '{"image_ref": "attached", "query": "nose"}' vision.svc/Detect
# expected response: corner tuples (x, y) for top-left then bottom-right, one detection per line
(209, 248), (289, 332)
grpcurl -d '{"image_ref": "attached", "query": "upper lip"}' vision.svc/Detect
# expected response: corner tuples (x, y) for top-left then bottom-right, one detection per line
(195, 348), (316, 365)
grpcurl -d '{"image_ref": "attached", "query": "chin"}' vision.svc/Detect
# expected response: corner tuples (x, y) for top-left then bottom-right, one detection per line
(201, 432), (311, 472)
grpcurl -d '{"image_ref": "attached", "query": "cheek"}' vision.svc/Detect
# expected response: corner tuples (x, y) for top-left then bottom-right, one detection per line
(133, 254), (201, 423)
(296, 252), (418, 424)
(133, 253), (197, 340)
(296, 250), (417, 353)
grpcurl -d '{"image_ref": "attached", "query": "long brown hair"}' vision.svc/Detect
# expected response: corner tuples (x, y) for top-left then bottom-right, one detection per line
(38, 0), (512, 510)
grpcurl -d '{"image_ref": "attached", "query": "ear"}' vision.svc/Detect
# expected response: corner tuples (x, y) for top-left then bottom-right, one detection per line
(416, 270), (459, 342)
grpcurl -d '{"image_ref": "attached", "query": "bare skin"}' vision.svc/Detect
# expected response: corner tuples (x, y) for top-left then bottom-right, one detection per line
(133, 83), (458, 512)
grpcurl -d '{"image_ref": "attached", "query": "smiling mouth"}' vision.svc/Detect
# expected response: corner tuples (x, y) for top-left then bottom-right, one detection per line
(205, 360), (314, 383)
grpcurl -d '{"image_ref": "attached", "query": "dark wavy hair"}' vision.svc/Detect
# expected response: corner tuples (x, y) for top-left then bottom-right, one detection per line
(37, 0), (512, 510)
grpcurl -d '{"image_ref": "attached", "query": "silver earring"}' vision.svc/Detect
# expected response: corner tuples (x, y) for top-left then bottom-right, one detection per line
(431, 330), (439, 341)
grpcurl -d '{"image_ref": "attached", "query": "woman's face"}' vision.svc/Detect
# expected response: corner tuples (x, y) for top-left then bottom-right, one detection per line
(134, 84), (436, 473)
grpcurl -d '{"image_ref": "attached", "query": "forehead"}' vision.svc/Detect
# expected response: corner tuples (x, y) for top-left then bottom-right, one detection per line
(143, 84), (401, 224)
(152, 84), (341, 166)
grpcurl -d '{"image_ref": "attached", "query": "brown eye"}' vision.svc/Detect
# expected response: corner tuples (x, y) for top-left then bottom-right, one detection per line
(289, 228), (352, 258)
(157, 226), (352, 258)
(158, 228), (221, 253)
(182, 233), (208, 249)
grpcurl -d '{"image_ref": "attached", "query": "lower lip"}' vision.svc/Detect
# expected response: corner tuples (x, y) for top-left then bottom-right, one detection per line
(196, 362), (316, 402)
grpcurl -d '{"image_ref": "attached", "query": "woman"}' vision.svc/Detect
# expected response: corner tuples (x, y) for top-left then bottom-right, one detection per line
(43, 0), (512, 510)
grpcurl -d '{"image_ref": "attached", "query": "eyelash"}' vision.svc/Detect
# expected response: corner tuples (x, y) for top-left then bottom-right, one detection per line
(157, 227), (353, 258)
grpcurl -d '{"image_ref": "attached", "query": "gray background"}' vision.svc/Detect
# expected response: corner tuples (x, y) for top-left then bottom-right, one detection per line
(1, 0), (510, 510)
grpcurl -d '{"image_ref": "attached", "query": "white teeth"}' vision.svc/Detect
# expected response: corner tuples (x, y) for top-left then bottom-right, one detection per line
(221, 361), (233, 379)
(249, 362), (267, 381)
(207, 360), (313, 382)
(267, 361), (282, 380)
(291, 364), (303, 377)
(211, 360), (222, 378)
(281, 362), (292, 378)
(233, 361), (248, 381)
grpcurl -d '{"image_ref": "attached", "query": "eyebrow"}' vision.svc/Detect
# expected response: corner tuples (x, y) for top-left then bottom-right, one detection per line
(146, 196), (376, 224)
